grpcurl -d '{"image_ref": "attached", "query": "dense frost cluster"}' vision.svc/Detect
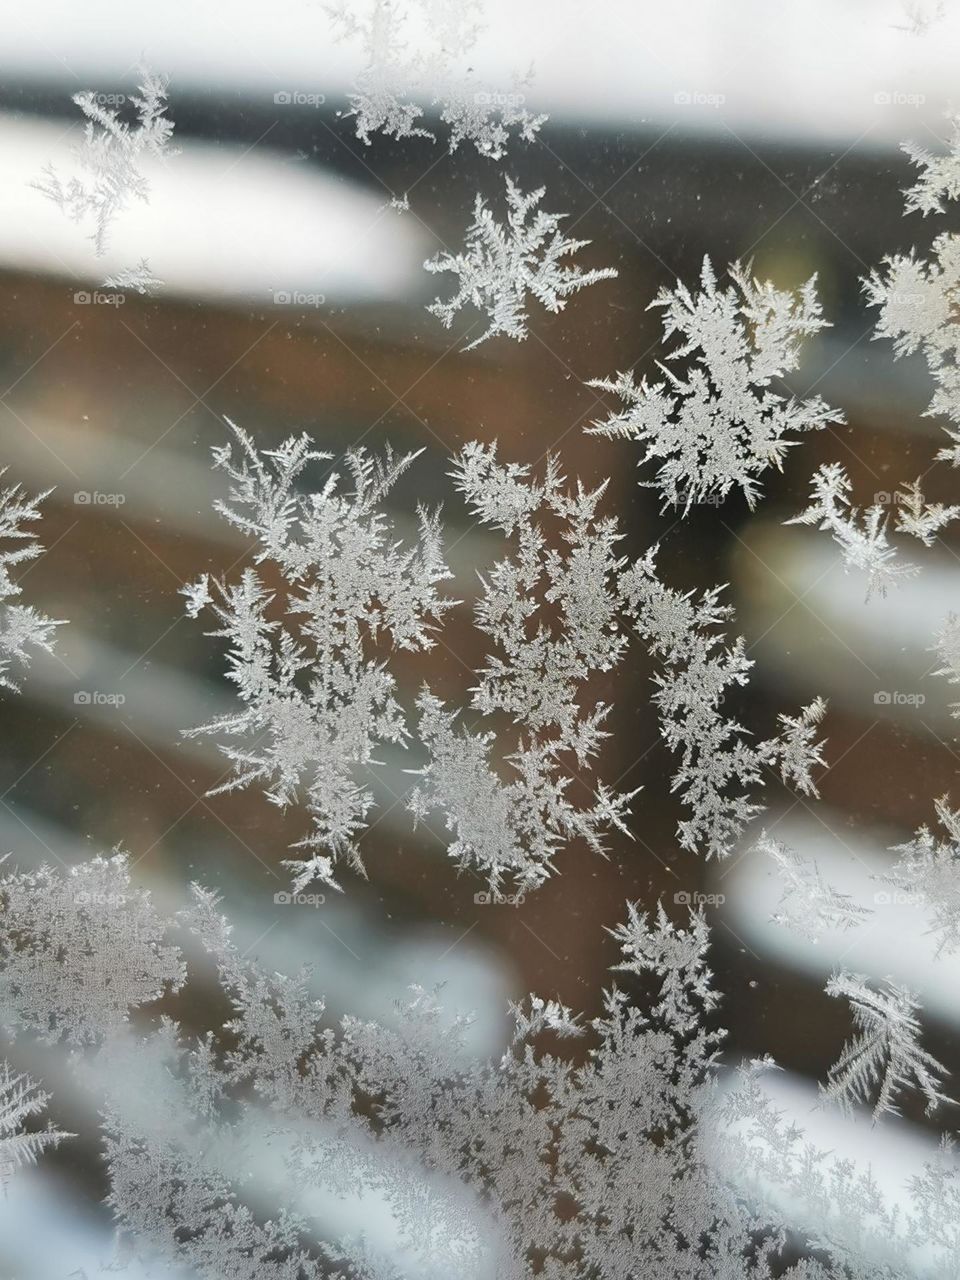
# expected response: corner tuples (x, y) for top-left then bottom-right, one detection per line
(7, 10), (960, 1278)
(867, 113), (960, 468)
(3, 854), (960, 1278)
(327, 0), (546, 157)
(186, 431), (826, 892)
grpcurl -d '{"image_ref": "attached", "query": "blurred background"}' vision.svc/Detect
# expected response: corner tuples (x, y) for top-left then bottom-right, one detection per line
(1, 1), (960, 1274)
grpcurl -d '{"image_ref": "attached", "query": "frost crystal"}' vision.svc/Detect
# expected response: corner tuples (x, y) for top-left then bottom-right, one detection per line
(0, 853), (185, 1046)
(0, 473), (59, 691)
(409, 446), (826, 888)
(934, 612), (960, 717)
(409, 443), (639, 893)
(508, 993), (581, 1040)
(893, 478), (960, 545)
(865, 114), (960, 464)
(187, 432), (822, 895)
(720, 1057), (960, 1275)
(888, 796), (960, 955)
(0, 484), (69, 1196)
(32, 67), (175, 256)
(588, 257), (838, 511)
(894, 1), (946, 37)
(0, 1064), (68, 1191)
(102, 257), (163, 295)
(755, 833), (870, 941)
(608, 899), (719, 1032)
(184, 420), (454, 891)
(425, 177), (618, 349)
(901, 112), (960, 217)
(822, 970), (951, 1121)
(865, 239), (960, 465)
(6, 46), (960, 1275)
(2, 853), (960, 1276)
(788, 463), (919, 599)
(622, 550), (827, 858)
(327, 0), (547, 158)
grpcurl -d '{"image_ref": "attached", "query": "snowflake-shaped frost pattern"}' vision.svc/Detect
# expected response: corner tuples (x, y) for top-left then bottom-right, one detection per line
(183, 420), (455, 892)
(425, 177), (617, 349)
(589, 257), (838, 511)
